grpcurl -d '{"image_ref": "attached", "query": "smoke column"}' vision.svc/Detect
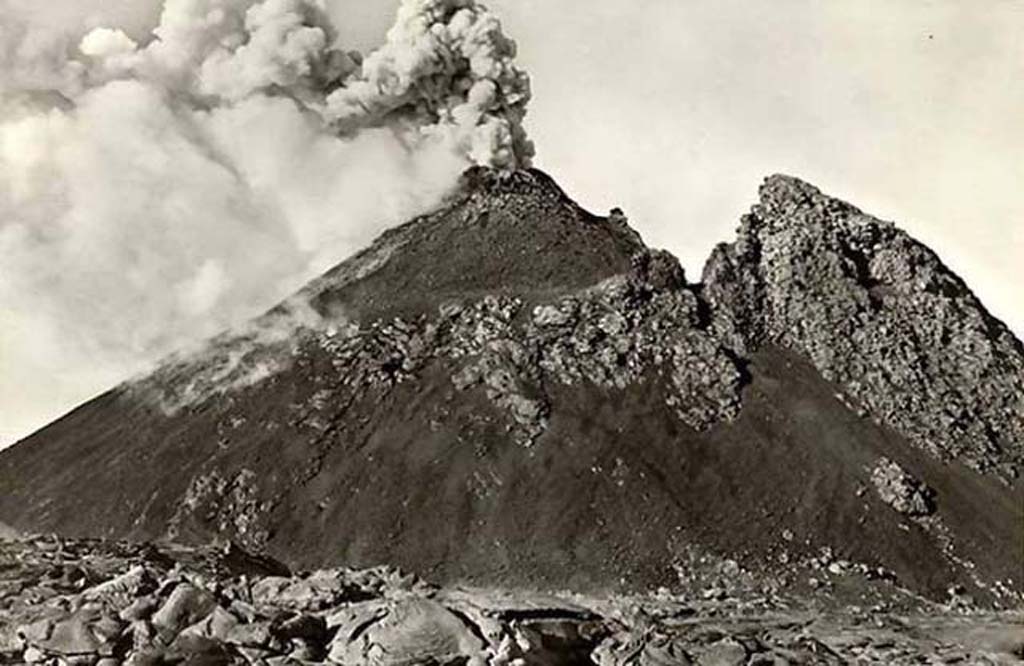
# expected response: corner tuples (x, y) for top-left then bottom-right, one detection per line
(0, 0), (532, 445)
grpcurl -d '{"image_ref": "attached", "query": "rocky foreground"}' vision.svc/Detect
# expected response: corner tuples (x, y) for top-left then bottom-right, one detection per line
(1, 535), (1021, 666)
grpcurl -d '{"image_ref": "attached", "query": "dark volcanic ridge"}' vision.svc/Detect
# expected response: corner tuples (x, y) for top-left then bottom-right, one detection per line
(0, 168), (1021, 610)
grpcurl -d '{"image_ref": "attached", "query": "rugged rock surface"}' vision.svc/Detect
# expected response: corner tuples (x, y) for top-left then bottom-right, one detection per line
(703, 175), (1024, 477)
(2, 535), (1022, 665)
(0, 168), (1021, 610)
(870, 457), (935, 517)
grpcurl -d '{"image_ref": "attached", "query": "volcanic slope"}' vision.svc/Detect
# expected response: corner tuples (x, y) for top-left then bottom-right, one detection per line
(0, 168), (1021, 607)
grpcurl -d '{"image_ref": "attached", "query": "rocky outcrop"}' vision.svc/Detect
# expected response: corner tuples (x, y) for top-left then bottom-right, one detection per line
(147, 171), (1023, 472)
(3, 536), (1023, 666)
(703, 175), (1024, 477)
(147, 246), (744, 446)
(0, 168), (1021, 606)
(870, 457), (936, 517)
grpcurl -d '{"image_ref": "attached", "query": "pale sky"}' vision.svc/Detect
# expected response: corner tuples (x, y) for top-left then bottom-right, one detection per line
(499, 0), (1023, 332)
(1, 1), (1021, 446)
(331, 0), (1022, 331)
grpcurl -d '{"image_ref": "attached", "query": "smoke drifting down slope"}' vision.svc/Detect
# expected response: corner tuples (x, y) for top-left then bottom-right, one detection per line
(0, 169), (1020, 608)
(0, 0), (532, 443)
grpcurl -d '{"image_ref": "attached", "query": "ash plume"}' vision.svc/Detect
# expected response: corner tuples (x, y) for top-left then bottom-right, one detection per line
(0, 0), (532, 442)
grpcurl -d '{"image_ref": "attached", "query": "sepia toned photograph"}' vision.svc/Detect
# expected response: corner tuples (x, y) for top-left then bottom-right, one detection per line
(0, 1), (1021, 664)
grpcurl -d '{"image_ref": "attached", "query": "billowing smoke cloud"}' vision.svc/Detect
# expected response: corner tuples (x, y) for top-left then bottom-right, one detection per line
(0, 0), (532, 444)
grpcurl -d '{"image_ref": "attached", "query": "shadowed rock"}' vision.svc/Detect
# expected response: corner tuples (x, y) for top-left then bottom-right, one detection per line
(703, 174), (1024, 477)
(2, 537), (1022, 665)
(0, 169), (1020, 608)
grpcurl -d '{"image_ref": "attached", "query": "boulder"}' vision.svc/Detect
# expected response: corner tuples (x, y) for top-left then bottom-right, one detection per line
(593, 632), (695, 666)
(328, 598), (484, 665)
(120, 594), (161, 622)
(870, 457), (935, 516)
(20, 605), (124, 661)
(694, 638), (749, 666)
(151, 583), (217, 641)
(178, 606), (241, 643)
(164, 633), (237, 665)
(82, 565), (157, 608)
(252, 569), (365, 612)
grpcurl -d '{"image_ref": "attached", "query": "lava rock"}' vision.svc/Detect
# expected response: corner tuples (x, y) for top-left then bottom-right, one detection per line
(870, 458), (936, 516)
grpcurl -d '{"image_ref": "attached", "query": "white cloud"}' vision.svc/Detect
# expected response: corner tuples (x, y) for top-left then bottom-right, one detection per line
(2, 0), (1020, 448)
(0, 0), (531, 446)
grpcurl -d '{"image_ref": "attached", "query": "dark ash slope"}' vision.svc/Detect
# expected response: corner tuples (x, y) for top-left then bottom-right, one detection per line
(1, 169), (1021, 607)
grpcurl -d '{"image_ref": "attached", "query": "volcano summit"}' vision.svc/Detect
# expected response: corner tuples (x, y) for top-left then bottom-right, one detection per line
(1, 168), (1021, 616)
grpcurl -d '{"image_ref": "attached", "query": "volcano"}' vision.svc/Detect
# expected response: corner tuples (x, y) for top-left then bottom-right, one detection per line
(0, 168), (1021, 607)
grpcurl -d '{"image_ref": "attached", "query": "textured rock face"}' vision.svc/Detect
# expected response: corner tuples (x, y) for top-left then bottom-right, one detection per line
(870, 457), (936, 517)
(703, 175), (1024, 477)
(136, 170), (745, 445)
(3, 537), (1023, 666)
(0, 168), (1021, 607)
(147, 250), (742, 447)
